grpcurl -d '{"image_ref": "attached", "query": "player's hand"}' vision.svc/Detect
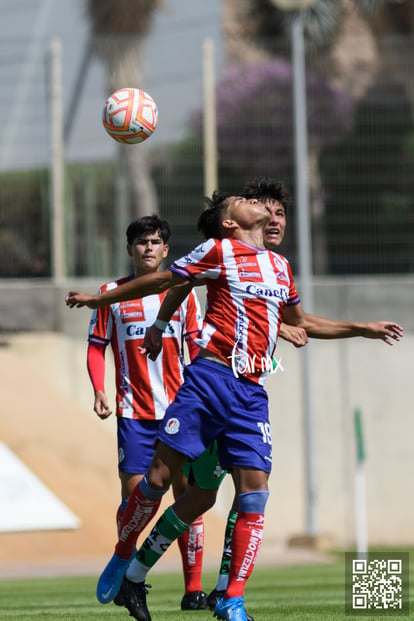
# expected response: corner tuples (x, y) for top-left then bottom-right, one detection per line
(138, 325), (163, 361)
(65, 291), (98, 308)
(279, 323), (308, 348)
(94, 390), (112, 419)
(364, 321), (403, 345)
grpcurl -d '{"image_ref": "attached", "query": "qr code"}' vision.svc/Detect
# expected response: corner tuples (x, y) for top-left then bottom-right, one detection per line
(353, 559), (402, 610)
(345, 553), (409, 616)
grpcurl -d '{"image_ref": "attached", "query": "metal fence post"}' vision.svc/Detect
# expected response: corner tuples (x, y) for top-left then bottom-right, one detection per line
(47, 37), (66, 282)
(292, 13), (318, 537)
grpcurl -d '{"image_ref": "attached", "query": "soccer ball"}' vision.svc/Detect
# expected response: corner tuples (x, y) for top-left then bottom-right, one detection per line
(102, 87), (158, 144)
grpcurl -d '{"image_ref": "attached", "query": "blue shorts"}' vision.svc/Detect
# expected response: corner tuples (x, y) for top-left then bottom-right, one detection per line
(117, 417), (161, 474)
(157, 358), (272, 473)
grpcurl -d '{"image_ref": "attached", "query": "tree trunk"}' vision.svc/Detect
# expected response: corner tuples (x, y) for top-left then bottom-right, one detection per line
(93, 35), (158, 217)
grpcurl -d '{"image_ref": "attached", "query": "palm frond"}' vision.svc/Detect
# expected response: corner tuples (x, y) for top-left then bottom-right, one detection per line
(298, 1), (344, 44)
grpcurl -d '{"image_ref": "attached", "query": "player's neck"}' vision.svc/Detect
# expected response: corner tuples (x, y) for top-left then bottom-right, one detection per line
(133, 267), (160, 278)
(233, 229), (265, 249)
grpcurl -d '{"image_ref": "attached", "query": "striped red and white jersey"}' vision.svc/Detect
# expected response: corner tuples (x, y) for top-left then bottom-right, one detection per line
(88, 275), (202, 420)
(170, 238), (300, 385)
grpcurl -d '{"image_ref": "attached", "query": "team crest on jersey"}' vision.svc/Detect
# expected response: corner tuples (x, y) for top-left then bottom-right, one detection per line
(269, 253), (287, 273)
(164, 417), (180, 434)
(276, 271), (289, 284)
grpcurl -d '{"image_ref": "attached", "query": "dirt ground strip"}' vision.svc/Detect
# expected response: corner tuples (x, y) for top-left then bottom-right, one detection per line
(0, 347), (331, 580)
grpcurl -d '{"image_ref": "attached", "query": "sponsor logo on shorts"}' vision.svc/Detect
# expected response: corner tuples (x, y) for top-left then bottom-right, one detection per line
(118, 447), (125, 464)
(164, 418), (180, 434)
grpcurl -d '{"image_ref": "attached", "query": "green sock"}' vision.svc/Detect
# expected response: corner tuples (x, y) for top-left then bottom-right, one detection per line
(216, 509), (238, 590)
(126, 506), (189, 582)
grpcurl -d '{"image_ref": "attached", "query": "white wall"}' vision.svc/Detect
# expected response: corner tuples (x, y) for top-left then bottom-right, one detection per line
(1, 276), (413, 548)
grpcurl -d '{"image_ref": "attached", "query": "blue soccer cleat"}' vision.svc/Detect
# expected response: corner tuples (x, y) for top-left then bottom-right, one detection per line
(96, 552), (134, 604)
(214, 596), (250, 621)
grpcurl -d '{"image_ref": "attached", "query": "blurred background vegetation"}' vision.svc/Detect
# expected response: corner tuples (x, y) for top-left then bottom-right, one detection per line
(1, 0), (413, 278)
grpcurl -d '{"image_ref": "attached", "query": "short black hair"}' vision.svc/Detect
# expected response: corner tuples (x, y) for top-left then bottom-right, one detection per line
(126, 215), (171, 245)
(197, 191), (230, 240)
(242, 178), (291, 212)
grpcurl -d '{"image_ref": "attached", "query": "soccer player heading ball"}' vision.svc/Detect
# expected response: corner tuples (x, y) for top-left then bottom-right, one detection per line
(66, 181), (403, 621)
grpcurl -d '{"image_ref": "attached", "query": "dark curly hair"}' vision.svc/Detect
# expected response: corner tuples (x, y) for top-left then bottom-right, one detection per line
(197, 191), (231, 240)
(242, 177), (291, 212)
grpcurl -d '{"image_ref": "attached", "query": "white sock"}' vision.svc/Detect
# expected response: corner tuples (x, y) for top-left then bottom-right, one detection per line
(126, 557), (150, 583)
(216, 574), (229, 591)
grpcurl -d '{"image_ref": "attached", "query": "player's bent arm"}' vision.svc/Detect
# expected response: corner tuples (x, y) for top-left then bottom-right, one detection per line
(283, 306), (403, 346)
(65, 270), (188, 308)
(140, 325), (163, 361)
(279, 322), (308, 348)
(139, 283), (196, 361)
(157, 282), (195, 323)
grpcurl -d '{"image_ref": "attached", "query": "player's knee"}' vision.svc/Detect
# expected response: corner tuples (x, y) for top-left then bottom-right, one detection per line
(140, 473), (170, 498)
(198, 488), (218, 513)
(238, 490), (269, 514)
(184, 484), (217, 513)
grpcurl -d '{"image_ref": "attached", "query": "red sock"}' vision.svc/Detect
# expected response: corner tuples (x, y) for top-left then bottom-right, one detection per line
(115, 485), (161, 559)
(177, 515), (204, 593)
(225, 511), (264, 599)
(116, 506), (123, 536)
(116, 500), (128, 535)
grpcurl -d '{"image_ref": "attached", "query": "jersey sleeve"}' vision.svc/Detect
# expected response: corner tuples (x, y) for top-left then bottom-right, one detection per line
(285, 262), (301, 307)
(169, 238), (222, 281)
(182, 288), (203, 361)
(87, 342), (106, 392)
(88, 285), (113, 345)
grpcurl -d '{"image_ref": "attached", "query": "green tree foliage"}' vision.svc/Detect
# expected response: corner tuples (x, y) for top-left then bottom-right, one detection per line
(0, 170), (50, 278)
(321, 79), (414, 273)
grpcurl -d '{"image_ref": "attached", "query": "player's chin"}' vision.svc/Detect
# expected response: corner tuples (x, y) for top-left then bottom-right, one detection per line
(139, 264), (156, 274)
(264, 236), (280, 250)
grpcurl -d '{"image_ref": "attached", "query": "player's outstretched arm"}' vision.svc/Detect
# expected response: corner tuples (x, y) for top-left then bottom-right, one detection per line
(355, 320), (403, 345)
(65, 270), (188, 309)
(139, 282), (195, 361)
(65, 291), (98, 308)
(301, 314), (403, 345)
(283, 306), (403, 346)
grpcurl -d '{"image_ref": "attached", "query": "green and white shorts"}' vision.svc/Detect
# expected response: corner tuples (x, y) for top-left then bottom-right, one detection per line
(183, 440), (227, 490)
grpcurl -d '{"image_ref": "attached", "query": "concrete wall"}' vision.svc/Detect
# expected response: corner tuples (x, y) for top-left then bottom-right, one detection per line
(1, 277), (413, 549)
(1, 275), (413, 333)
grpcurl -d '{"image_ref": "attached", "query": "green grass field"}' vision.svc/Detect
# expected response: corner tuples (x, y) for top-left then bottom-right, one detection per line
(0, 558), (412, 621)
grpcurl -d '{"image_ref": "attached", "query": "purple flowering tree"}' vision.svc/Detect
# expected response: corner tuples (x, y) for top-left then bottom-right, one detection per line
(193, 56), (353, 272)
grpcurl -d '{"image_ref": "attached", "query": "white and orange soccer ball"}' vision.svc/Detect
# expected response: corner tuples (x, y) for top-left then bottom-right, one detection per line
(102, 87), (158, 144)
